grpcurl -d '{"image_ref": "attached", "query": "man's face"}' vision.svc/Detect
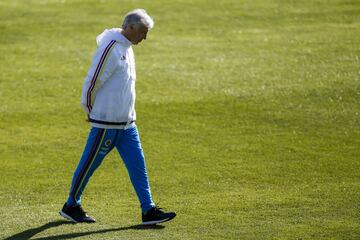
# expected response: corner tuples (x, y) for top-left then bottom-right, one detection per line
(130, 24), (149, 45)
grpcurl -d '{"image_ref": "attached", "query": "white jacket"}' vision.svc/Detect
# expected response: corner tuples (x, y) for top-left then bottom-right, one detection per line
(81, 28), (136, 129)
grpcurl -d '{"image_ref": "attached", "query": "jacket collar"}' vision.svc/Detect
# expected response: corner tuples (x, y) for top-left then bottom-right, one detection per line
(116, 29), (132, 48)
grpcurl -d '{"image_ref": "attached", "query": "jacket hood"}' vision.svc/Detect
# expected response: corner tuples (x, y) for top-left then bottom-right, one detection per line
(96, 28), (131, 47)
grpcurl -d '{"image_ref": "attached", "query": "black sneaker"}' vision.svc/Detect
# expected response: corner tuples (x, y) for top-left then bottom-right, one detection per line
(142, 206), (176, 225)
(59, 203), (96, 223)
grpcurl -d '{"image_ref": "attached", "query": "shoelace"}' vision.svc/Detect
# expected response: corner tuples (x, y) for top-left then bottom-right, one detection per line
(74, 205), (87, 216)
(153, 206), (164, 214)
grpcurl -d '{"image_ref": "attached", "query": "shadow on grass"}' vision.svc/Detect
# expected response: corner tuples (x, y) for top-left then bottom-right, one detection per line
(4, 220), (164, 240)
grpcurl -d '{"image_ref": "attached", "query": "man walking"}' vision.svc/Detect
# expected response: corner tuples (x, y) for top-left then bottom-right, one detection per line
(59, 9), (176, 225)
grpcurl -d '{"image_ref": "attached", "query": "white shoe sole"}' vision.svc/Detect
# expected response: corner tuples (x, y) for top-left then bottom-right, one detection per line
(142, 217), (172, 225)
(59, 210), (78, 223)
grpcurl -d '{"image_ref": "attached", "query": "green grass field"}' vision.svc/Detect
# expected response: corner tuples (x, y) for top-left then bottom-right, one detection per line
(0, 0), (359, 239)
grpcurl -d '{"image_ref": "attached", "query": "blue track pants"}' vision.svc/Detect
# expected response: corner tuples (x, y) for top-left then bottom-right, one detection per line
(66, 126), (155, 213)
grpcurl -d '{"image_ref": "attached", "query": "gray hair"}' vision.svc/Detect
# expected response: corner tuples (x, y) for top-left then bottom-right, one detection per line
(122, 9), (154, 30)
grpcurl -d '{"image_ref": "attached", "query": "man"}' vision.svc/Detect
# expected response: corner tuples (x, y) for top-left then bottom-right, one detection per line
(59, 9), (176, 225)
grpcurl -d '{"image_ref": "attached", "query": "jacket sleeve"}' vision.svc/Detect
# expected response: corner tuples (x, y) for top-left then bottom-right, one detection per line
(81, 41), (120, 114)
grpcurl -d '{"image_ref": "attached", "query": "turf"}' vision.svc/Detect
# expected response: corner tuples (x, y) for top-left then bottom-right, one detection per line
(0, 0), (359, 239)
